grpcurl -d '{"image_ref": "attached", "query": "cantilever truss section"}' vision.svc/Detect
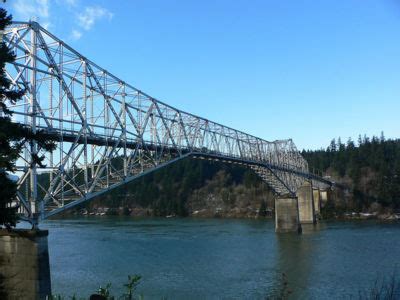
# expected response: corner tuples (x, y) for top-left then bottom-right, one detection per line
(3, 22), (310, 225)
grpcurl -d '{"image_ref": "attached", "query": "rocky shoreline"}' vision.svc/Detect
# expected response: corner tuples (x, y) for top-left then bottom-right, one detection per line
(71, 207), (273, 219)
(69, 206), (400, 221)
(339, 212), (400, 221)
(71, 205), (274, 219)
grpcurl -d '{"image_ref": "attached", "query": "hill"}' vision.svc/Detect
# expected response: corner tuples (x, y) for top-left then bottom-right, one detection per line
(80, 158), (275, 218)
(302, 134), (400, 214)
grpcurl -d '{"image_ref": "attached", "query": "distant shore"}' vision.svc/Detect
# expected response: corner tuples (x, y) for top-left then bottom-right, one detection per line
(65, 206), (400, 222)
(69, 206), (274, 219)
(335, 212), (400, 221)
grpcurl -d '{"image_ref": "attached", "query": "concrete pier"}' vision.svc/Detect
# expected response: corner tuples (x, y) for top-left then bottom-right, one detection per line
(320, 189), (329, 208)
(297, 181), (316, 224)
(0, 229), (51, 299)
(275, 197), (302, 233)
(312, 188), (321, 215)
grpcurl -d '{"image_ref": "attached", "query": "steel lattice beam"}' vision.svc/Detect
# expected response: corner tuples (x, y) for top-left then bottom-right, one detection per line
(2, 21), (325, 225)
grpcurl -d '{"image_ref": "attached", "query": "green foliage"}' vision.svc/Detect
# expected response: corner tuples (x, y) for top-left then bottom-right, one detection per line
(302, 134), (400, 210)
(47, 294), (82, 300)
(259, 199), (267, 217)
(97, 283), (112, 299)
(87, 157), (267, 217)
(0, 6), (23, 228)
(357, 271), (400, 300)
(123, 274), (142, 300)
(122, 207), (131, 216)
(320, 197), (336, 219)
(46, 274), (142, 300)
(93, 275), (142, 300)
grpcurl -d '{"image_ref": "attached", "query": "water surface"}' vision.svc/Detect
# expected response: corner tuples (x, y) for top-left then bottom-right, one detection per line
(42, 217), (400, 299)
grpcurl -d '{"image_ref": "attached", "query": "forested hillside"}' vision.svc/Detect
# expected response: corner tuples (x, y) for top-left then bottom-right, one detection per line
(302, 134), (400, 212)
(83, 158), (274, 218)
(75, 133), (400, 218)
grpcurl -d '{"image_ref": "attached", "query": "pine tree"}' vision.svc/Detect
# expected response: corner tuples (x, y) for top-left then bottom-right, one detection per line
(338, 137), (345, 151)
(347, 137), (355, 149)
(358, 134), (363, 146)
(304, 134), (400, 211)
(380, 131), (385, 143)
(328, 138), (336, 152)
(0, 7), (55, 228)
(363, 134), (370, 144)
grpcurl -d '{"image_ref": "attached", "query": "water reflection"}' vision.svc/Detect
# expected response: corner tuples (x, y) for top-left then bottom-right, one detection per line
(270, 224), (323, 299)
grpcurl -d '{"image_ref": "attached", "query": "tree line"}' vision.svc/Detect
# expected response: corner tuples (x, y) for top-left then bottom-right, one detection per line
(302, 133), (400, 211)
(85, 157), (270, 217)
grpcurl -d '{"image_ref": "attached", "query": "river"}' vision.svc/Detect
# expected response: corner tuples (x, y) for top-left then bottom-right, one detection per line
(41, 217), (400, 299)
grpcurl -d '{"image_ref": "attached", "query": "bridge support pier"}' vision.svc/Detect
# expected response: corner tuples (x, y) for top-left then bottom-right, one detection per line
(0, 229), (51, 299)
(275, 197), (302, 233)
(297, 181), (316, 224)
(313, 188), (321, 217)
(320, 189), (329, 208)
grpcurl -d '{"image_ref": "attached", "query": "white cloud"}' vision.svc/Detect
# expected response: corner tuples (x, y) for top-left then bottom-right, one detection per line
(37, 0), (50, 18)
(13, 0), (50, 21)
(65, 0), (77, 6)
(56, 0), (78, 8)
(70, 29), (82, 40)
(11, 0), (113, 42)
(78, 6), (113, 31)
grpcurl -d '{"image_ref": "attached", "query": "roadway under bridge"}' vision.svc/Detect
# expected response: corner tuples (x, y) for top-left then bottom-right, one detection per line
(3, 21), (334, 232)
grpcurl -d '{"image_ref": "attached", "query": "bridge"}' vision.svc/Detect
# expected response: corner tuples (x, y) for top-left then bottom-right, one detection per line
(3, 21), (333, 232)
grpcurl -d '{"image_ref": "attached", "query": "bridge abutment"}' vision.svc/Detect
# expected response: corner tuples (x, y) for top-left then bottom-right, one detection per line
(0, 229), (51, 299)
(297, 181), (316, 224)
(275, 197), (302, 233)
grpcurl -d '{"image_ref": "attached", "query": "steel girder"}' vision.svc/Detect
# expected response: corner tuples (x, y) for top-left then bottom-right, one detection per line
(3, 22), (311, 225)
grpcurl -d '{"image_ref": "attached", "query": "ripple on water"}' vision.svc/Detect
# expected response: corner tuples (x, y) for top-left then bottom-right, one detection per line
(42, 217), (400, 299)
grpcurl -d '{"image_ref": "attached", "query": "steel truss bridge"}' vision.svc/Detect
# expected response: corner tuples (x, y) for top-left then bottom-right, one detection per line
(3, 22), (331, 226)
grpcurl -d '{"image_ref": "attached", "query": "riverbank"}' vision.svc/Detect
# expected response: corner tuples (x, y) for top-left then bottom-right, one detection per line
(69, 205), (274, 219)
(335, 211), (400, 221)
(64, 205), (400, 222)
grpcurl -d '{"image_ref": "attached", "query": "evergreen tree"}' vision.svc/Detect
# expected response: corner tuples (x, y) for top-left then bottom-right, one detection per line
(338, 137), (346, 151)
(363, 134), (370, 144)
(303, 134), (400, 212)
(347, 137), (355, 149)
(380, 131), (385, 143)
(358, 134), (363, 146)
(328, 138), (336, 152)
(0, 7), (55, 228)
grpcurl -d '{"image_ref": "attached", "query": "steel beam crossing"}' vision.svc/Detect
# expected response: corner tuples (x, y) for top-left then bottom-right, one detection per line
(3, 22), (323, 225)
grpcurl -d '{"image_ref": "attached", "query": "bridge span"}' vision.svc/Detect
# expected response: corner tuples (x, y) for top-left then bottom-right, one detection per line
(3, 21), (333, 232)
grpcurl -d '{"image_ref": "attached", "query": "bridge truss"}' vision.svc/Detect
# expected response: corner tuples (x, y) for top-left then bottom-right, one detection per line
(3, 22), (318, 225)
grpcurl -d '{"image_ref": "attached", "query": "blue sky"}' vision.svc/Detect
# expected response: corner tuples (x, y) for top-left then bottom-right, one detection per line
(4, 0), (400, 150)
